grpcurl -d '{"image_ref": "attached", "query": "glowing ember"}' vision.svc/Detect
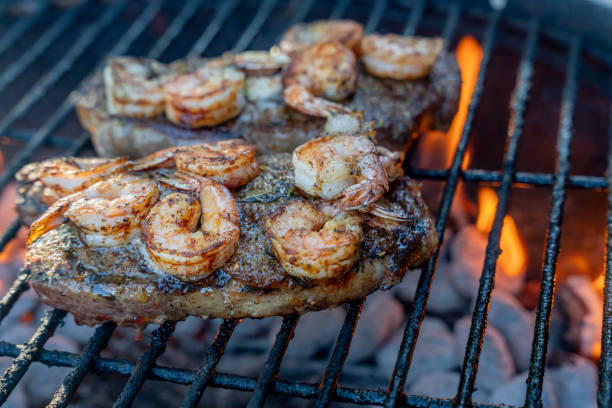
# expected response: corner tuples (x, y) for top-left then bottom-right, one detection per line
(476, 188), (528, 278)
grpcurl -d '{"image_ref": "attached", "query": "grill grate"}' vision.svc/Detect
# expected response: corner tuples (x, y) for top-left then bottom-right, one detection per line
(0, 0), (609, 407)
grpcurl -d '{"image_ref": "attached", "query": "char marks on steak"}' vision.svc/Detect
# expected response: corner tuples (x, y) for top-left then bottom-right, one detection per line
(20, 154), (437, 326)
(72, 54), (460, 157)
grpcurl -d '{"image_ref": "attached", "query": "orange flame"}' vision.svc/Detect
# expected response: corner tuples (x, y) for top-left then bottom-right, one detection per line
(419, 36), (482, 169)
(447, 35), (482, 167)
(594, 273), (605, 292)
(476, 188), (528, 277)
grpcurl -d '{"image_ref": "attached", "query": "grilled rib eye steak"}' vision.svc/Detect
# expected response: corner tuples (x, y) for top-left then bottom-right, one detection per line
(18, 154), (437, 326)
(72, 53), (460, 158)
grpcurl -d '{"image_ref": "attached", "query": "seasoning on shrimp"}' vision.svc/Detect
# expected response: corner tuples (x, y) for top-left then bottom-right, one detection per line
(360, 34), (444, 80)
(282, 42), (358, 117)
(142, 171), (240, 281)
(38, 157), (128, 197)
(265, 199), (362, 279)
(280, 19), (364, 56)
(104, 57), (176, 118)
(128, 139), (259, 188)
(28, 174), (159, 247)
(292, 134), (389, 209)
(163, 66), (246, 128)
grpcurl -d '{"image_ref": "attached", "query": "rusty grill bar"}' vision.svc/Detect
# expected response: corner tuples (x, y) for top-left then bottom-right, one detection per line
(0, 0), (609, 407)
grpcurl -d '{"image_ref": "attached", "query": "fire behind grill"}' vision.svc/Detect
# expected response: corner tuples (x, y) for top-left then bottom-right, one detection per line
(0, 0), (611, 407)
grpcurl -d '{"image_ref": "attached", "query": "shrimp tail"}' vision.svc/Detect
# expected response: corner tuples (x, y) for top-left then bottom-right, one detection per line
(27, 196), (75, 246)
(283, 84), (351, 118)
(340, 179), (388, 210)
(363, 203), (410, 222)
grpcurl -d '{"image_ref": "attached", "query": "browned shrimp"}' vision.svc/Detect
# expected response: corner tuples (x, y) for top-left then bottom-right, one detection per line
(360, 34), (444, 80)
(282, 42), (357, 117)
(280, 20), (364, 56)
(163, 66), (245, 128)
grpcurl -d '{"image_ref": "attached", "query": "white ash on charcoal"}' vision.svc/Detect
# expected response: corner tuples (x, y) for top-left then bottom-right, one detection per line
(555, 275), (603, 358)
(486, 291), (535, 372)
(483, 371), (558, 408)
(281, 307), (345, 360)
(376, 317), (457, 385)
(393, 262), (467, 316)
(547, 352), (598, 408)
(346, 291), (405, 364)
(453, 317), (514, 393)
(449, 226), (526, 298)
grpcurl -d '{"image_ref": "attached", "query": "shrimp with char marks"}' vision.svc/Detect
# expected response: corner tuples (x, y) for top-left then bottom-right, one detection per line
(360, 34), (444, 80)
(292, 134), (389, 210)
(28, 174), (159, 247)
(265, 199), (362, 280)
(143, 171), (240, 281)
(282, 42), (357, 118)
(38, 157), (129, 197)
(280, 19), (364, 56)
(128, 140), (259, 188)
(163, 65), (245, 128)
(104, 57), (176, 118)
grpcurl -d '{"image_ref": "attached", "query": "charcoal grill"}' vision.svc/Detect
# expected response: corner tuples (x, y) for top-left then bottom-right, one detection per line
(0, 0), (610, 407)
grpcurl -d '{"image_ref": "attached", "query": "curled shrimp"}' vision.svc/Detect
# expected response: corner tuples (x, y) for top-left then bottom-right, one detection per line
(163, 66), (245, 128)
(233, 49), (290, 77)
(38, 157), (128, 196)
(377, 146), (405, 182)
(128, 140), (259, 188)
(265, 199), (362, 279)
(280, 19), (364, 56)
(142, 171), (240, 281)
(104, 57), (175, 118)
(360, 34), (444, 80)
(28, 174), (159, 247)
(282, 42), (357, 117)
(292, 134), (389, 209)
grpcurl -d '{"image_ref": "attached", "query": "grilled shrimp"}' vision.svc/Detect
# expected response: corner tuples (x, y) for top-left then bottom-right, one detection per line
(104, 57), (175, 118)
(129, 140), (259, 188)
(233, 49), (290, 77)
(282, 42), (357, 117)
(28, 174), (159, 247)
(265, 199), (362, 279)
(163, 65), (245, 128)
(38, 157), (128, 197)
(142, 171), (240, 281)
(360, 34), (444, 80)
(377, 146), (404, 182)
(292, 134), (389, 209)
(280, 19), (364, 56)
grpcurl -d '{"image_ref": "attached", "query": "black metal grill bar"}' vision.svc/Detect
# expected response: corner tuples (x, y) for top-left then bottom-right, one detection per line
(0, 0), (49, 57)
(0, 219), (21, 253)
(0, 339), (510, 408)
(147, 0), (202, 60)
(0, 1), (128, 192)
(233, 0), (278, 53)
(0, 269), (30, 327)
(0, 309), (67, 405)
(598, 77), (612, 408)
(247, 315), (299, 408)
(410, 168), (608, 189)
(187, 0), (240, 57)
(112, 321), (176, 408)
(0, 1), (86, 95)
(46, 322), (116, 408)
(364, 0), (387, 34)
(524, 36), (581, 408)
(455, 18), (539, 406)
(383, 9), (500, 408)
(180, 319), (238, 408)
(315, 300), (365, 407)
(329, 0), (351, 20)
(402, 0), (426, 37)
